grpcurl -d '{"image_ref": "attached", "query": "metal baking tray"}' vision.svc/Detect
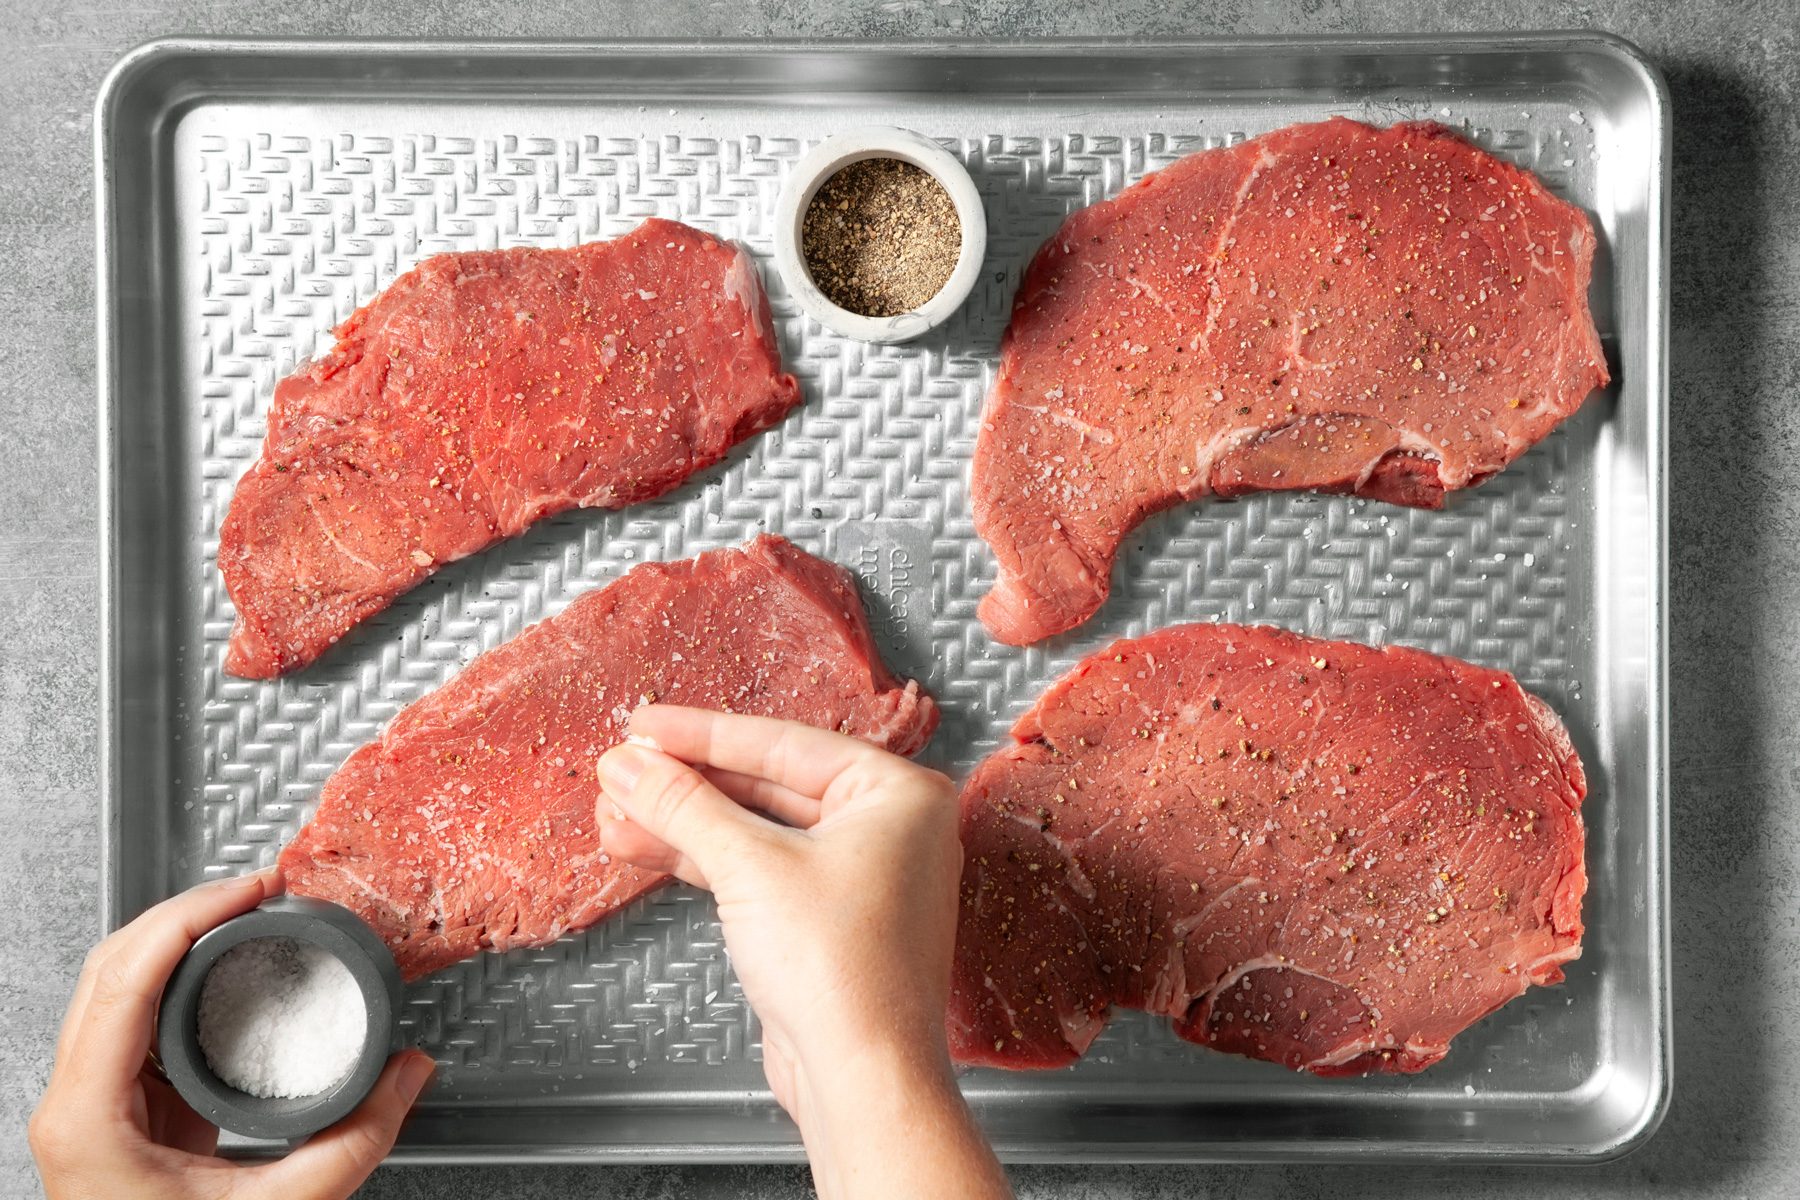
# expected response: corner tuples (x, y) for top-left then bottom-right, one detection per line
(97, 35), (1668, 1163)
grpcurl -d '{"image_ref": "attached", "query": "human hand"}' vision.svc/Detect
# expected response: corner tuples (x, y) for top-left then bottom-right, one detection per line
(30, 870), (436, 1200)
(597, 705), (1009, 1200)
(597, 705), (961, 1113)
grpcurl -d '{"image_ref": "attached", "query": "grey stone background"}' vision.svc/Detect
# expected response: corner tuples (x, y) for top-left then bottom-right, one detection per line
(1, 0), (1793, 1196)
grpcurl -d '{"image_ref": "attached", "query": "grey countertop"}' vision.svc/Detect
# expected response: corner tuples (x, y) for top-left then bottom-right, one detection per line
(3, 0), (1795, 1196)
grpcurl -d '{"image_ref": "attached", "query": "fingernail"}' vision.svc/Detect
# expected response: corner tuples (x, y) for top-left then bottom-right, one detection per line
(598, 744), (647, 791)
(214, 870), (269, 892)
(396, 1052), (437, 1103)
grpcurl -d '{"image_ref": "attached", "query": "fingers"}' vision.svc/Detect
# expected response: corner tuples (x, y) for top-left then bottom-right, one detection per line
(596, 743), (776, 890)
(247, 1051), (436, 1199)
(599, 766), (817, 878)
(628, 706), (899, 802)
(700, 766), (822, 828)
(59, 869), (279, 1095)
(598, 811), (681, 875)
(141, 1071), (221, 1156)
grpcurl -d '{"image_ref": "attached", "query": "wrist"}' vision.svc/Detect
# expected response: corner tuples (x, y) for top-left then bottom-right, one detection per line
(789, 1029), (959, 1134)
(787, 1035), (971, 1200)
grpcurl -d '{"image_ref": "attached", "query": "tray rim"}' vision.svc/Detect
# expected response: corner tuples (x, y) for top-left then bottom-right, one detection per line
(94, 30), (1671, 1165)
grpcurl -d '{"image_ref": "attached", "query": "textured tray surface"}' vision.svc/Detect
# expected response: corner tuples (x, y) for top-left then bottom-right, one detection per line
(189, 99), (1591, 1093)
(102, 40), (1665, 1161)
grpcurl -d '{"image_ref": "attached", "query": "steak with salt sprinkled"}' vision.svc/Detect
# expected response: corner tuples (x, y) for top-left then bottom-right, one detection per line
(974, 118), (1608, 645)
(221, 218), (801, 678)
(948, 623), (1586, 1075)
(279, 536), (937, 981)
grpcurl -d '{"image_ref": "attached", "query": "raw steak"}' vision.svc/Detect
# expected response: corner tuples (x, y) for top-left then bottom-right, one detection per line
(949, 623), (1585, 1075)
(221, 218), (802, 678)
(279, 536), (937, 980)
(974, 119), (1608, 644)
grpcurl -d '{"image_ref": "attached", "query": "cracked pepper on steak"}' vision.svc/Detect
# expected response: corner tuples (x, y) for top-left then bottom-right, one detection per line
(974, 118), (1608, 645)
(949, 623), (1585, 1075)
(220, 218), (801, 678)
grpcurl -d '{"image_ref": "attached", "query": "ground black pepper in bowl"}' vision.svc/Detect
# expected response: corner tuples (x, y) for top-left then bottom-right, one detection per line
(801, 157), (962, 318)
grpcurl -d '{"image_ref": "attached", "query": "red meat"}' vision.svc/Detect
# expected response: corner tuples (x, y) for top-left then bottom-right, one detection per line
(949, 623), (1586, 1075)
(974, 119), (1608, 644)
(221, 218), (801, 677)
(280, 536), (937, 980)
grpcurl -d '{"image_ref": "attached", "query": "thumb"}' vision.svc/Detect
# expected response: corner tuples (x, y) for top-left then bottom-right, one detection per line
(244, 1051), (435, 1199)
(597, 742), (771, 890)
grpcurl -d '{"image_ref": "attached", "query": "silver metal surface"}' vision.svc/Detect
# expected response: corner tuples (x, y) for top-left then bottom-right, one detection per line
(97, 35), (1669, 1163)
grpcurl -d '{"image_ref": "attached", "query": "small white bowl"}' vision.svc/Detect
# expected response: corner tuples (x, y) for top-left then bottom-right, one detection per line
(773, 127), (987, 345)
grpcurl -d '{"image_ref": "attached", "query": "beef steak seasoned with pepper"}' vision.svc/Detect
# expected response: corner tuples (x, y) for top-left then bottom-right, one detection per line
(973, 119), (1608, 645)
(949, 623), (1586, 1076)
(220, 218), (801, 678)
(280, 536), (938, 981)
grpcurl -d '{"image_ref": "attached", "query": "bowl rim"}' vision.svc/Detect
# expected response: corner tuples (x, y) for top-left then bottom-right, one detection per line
(772, 125), (987, 345)
(155, 895), (403, 1141)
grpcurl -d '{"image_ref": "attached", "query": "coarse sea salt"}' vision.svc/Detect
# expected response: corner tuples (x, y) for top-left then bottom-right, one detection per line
(197, 937), (368, 1099)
